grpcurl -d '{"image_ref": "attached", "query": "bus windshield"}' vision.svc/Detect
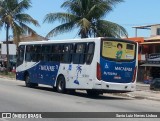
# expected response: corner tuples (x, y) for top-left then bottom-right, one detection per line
(101, 40), (136, 61)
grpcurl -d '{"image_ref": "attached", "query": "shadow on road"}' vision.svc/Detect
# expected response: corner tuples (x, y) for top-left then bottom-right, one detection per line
(18, 85), (133, 100)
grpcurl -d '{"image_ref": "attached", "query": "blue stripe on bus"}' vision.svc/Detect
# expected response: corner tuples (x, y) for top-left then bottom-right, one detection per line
(16, 71), (25, 81)
(16, 61), (60, 86)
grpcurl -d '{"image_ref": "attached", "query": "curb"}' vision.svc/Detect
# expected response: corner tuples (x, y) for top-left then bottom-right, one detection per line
(136, 83), (150, 87)
(113, 92), (160, 102)
(0, 75), (16, 80)
(145, 97), (160, 102)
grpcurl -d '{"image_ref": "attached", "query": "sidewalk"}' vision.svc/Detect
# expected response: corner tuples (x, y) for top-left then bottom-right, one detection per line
(120, 83), (160, 101)
(136, 83), (151, 91)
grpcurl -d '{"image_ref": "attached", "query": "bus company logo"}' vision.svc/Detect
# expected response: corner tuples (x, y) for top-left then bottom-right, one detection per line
(2, 113), (42, 119)
(40, 65), (57, 72)
(115, 67), (132, 72)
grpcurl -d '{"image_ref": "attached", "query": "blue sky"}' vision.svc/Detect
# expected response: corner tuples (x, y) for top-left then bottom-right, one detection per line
(0, 0), (160, 41)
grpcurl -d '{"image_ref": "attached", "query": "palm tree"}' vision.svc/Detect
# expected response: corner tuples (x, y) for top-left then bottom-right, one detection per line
(44, 0), (128, 38)
(0, 0), (39, 73)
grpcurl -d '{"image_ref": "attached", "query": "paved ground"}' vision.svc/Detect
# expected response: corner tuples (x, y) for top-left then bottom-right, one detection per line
(0, 77), (160, 121)
(118, 83), (160, 101)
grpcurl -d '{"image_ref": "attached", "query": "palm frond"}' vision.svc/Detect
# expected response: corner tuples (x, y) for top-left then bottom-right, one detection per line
(0, 0), (3, 5)
(0, 20), (4, 30)
(86, 3), (111, 19)
(44, 12), (78, 23)
(61, 0), (80, 11)
(0, 0), (38, 31)
(12, 21), (24, 45)
(19, 22), (37, 35)
(61, 0), (83, 16)
(61, 0), (74, 8)
(44, 0), (126, 38)
(12, 0), (31, 15)
(0, 2), (7, 18)
(46, 22), (75, 38)
(96, 20), (128, 38)
(104, 0), (124, 6)
(16, 13), (39, 26)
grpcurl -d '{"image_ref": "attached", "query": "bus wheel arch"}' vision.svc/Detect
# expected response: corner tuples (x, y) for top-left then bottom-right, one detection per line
(56, 74), (66, 93)
(24, 71), (29, 81)
(24, 72), (32, 87)
(24, 71), (38, 88)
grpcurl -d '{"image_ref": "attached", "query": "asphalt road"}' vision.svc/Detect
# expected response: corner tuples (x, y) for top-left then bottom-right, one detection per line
(0, 78), (160, 121)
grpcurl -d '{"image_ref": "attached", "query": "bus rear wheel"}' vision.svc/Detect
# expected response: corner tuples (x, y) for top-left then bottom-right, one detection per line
(25, 74), (38, 88)
(56, 76), (66, 93)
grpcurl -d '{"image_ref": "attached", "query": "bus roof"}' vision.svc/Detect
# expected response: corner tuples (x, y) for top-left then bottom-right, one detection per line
(19, 38), (100, 45)
(18, 37), (136, 46)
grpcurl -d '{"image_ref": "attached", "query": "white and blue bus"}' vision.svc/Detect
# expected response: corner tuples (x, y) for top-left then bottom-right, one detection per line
(16, 37), (138, 95)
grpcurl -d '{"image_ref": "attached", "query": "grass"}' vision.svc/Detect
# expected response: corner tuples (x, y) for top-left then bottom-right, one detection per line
(0, 71), (16, 79)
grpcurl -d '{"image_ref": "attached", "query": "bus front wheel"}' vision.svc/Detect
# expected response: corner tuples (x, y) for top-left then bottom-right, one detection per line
(25, 74), (38, 88)
(56, 76), (66, 93)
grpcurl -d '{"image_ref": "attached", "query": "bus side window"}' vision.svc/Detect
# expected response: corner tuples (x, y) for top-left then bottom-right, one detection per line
(32, 45), (42, 62)
(86, 43), (95, 65)
(61, 44), (73, 63)
(51, 45), (61, 62)
(73, 43), (86, 64)
(17, 45), (25, 66)
(25, 45), (33, 62)
(41, 45), (51, 61)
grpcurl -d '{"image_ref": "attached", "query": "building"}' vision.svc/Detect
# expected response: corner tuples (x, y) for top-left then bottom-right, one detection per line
(0, 42), (16, 69)
(18, 34), (48, 42)
(128, 24), (160, 82)
(125, 37), (144, 62)
(2, 34), (48, 44)
(0, 34), (48, 70)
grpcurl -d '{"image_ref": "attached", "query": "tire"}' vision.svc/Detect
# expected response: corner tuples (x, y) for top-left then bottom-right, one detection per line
(25, 74), (38, 88)
(56, 76), (66, 93)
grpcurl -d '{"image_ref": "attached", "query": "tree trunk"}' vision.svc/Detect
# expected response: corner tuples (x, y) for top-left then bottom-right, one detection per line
(80, 29), (88, 38)
(6, 24), (10, 74)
